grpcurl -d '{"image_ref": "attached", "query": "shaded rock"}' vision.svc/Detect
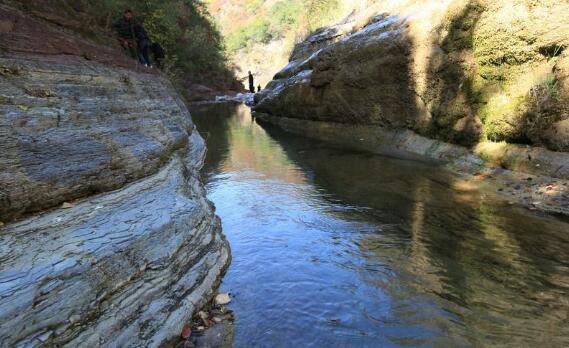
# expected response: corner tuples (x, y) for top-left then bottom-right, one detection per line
(254, 0), (569, 151)
(543, 119), (569, 151)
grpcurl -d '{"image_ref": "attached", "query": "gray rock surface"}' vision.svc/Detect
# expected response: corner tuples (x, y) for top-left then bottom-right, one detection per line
(0, 53), (229, 347)
(252, 4), (569, 215)
(253, 4), (569, 179)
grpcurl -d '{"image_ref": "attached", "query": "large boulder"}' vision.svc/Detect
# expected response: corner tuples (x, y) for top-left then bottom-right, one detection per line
(254, 0), (569, 150)
(0, 5), (229, 347)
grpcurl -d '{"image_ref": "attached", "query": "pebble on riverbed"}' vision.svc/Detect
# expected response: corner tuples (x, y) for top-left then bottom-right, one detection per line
(491, 173), (569, 215)
(215, 293), (231, 306)
(176, 294), (235, 348)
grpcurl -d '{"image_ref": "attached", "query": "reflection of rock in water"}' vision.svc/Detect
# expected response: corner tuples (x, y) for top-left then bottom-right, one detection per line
(256, 110), (569, 347)
(194, 104), (307, 184)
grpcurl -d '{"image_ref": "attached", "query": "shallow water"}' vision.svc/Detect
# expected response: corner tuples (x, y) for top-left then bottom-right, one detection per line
(191, 103), (569, 348)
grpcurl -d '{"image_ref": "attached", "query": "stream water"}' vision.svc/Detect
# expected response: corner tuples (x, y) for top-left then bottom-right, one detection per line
(191, 103), (569, 348)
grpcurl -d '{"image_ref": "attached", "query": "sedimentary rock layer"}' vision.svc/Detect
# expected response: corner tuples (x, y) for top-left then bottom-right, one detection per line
(0, 16), (229, 346)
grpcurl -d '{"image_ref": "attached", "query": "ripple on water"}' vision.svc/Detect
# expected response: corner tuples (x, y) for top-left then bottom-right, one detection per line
(191, 103), (569, 348)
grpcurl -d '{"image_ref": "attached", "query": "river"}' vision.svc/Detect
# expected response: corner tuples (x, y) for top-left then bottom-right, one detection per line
(190, 103), (569, 348)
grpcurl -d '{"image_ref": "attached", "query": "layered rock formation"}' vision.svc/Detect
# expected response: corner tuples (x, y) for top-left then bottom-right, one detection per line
(254, 1), (569, 171)
(253, 0), (569, 213)
(255, 0), (569, 150)
(0, 5), (229, 347)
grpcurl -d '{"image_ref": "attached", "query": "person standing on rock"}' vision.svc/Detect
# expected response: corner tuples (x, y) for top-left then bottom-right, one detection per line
(134, 22), (152, 67)
(114, 9), (138, 62)
(257, 84), (261, 93)
(151, 42), (165, 69)
(114, 9), (151, 67)
(248, 71), (255, 93)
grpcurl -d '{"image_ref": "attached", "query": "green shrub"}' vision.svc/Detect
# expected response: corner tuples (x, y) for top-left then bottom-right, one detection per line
(226, 17), (273, 51)
(13, 0), (236, 88)
(271, 1), (301, 27)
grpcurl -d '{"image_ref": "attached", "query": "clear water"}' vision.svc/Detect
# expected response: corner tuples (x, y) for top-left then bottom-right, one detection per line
(191, 103), (569, 348)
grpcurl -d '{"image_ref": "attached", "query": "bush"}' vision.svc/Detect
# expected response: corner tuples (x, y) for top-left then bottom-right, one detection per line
(14, 0), (236, 88)
(226, 17), (273, 51)
(225, 0), (340, 52)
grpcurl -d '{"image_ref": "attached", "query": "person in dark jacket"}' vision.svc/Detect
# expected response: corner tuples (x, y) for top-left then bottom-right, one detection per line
(248, 71), (255, 93)
(114, 9), (151, 66)
(151, 42), (165, 69)
(114, 9), (137, 61)
(134, 23), (151, 67)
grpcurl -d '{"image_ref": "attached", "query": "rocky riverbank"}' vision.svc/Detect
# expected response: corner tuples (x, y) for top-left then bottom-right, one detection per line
(253, 0), (569, 216)
(0, 5), (229, 347)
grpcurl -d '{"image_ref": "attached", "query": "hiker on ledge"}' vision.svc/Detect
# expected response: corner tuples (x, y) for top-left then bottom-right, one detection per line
(134, 22), (151, 67)
(114, 9), (151, 67)
(248, 71), (255, 93)
(151, 42), (165, 69)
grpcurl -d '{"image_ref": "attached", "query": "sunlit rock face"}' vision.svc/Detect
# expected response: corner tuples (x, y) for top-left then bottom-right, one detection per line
(255, 15), (420, 129)
(0, 6), (229, 347)
(254, 0), (569, 150)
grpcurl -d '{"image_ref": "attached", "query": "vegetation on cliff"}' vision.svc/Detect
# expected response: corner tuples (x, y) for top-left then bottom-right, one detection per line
(248, 0), (569, 154)
(6, 0), (239, 93)
(428, 0), (569, 150)
(206, 0), (352, 85)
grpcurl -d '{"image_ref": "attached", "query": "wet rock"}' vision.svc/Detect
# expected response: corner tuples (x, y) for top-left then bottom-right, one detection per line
(215, 293), (232, 306)
(191, 320), (233, 348)
(214, 93), (254, 105)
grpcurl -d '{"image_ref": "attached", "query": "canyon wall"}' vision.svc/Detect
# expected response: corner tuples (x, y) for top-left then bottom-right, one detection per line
(254, 0), (569, 178)
(0, 5), (229, 347)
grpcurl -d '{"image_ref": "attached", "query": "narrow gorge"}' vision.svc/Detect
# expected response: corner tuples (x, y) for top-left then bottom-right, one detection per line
(2, 0), (569, 347)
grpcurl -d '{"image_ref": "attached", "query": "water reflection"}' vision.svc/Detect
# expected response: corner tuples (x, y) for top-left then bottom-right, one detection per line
(191, 103), (569, 347)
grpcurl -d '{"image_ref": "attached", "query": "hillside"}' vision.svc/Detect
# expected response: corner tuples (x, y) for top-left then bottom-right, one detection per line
(2, 0), (244, 101)
(206, 0), (365, 87)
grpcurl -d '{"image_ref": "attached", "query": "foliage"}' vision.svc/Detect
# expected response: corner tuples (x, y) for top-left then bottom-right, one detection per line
(224, 0), (341, 52)
(18, 0), (236, 87)
(303, 0), (341, 30)
(226, 17), (273, 51)
(271, 1), (302, 27)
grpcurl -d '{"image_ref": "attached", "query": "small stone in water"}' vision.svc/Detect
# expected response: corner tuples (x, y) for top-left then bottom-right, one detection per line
(215, 293), (231, 305)
(198, 311), (212, 326)
(62, 202), (74, 209)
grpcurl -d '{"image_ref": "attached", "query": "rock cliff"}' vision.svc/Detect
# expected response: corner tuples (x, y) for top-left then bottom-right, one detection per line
(253, 0), (569, 214)
(0, 5), (229, 347)
(256, 0), (569, 150)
